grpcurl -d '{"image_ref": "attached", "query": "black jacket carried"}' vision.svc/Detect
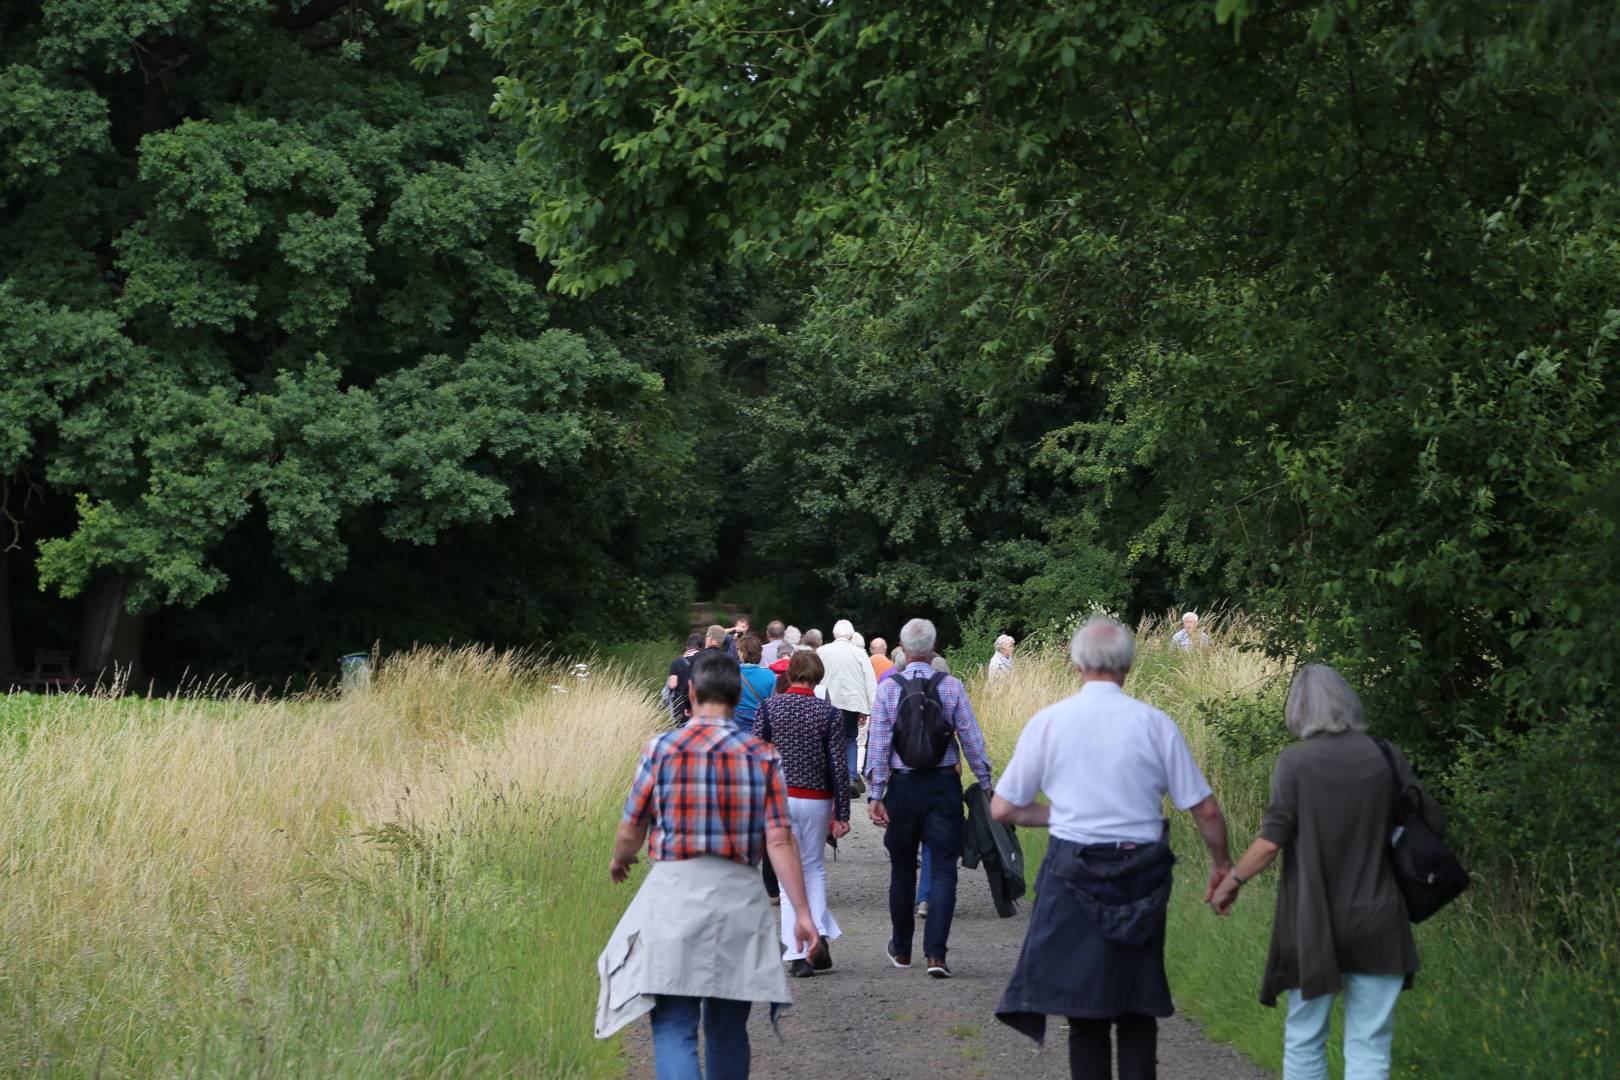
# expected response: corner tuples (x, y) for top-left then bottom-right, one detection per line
(962, 784), (1026, 918)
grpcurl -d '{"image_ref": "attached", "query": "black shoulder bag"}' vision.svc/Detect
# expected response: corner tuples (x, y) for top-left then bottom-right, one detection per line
(1373, 738), (1469, 923)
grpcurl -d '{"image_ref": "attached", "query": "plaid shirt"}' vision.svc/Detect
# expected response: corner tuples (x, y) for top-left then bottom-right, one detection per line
(622, 718), (789, 866)
(866, 662), (994, 801)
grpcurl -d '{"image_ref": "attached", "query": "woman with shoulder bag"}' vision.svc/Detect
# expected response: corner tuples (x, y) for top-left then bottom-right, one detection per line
(1212, 664), (1452, 1080)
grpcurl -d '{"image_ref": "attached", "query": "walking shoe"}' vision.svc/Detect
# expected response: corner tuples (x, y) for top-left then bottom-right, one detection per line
(926, 957), (952, 979)
(810, 937), (833, 971)
(916, 900), (928, 918)
(788, 959), (816, 978)
(885, 941), (912, 969)
(849, 776), (865, 796)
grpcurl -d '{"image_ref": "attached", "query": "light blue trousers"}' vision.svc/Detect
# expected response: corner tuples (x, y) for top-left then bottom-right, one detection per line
(1284, 973), (1403, 1080)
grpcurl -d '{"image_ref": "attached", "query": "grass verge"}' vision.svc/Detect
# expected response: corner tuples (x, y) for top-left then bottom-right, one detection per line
(0, 648), (658, 1077)
(967, 616), (1619, 1078)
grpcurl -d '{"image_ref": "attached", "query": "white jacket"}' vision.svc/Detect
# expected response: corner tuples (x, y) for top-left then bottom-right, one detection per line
(816, 638), (877, 715)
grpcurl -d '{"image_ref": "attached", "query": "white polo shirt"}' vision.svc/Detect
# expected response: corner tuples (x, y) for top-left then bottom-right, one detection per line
(995, 680), (1212, 845)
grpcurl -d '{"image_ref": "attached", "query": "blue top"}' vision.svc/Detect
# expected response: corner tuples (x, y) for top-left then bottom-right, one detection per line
(735, 664), (778, 725)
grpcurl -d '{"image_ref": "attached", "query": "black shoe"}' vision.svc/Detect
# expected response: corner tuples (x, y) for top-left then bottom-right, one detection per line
(788, 959), (816, 978)
(810, 937), (832, 971)
(926, 956), (952, 978)
(886, 940), (912, 969)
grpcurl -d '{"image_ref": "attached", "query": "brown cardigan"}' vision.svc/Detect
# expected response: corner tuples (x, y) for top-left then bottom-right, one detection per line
(1257, 732), (1446, 1006)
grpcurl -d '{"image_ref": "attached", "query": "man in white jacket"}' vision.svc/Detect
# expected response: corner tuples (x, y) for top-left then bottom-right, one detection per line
(818, 619), (877, 795)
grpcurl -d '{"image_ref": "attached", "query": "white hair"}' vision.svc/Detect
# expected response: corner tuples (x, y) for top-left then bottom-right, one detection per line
(891, 647), (907, 667)
(851, 632), (865, 650)
(899, 618), (936, 656)
(833, 619), (855, 640)
(994, 634), (1015, 651)
(1183, 611), (1199, 624)
(783, 625), (801, 646)
(1285, 664), (1368, 739)
(1069, 615), (1135, 674)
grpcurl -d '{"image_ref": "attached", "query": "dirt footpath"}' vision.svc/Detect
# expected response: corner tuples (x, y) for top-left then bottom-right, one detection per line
(621, 815), (1270, 1079)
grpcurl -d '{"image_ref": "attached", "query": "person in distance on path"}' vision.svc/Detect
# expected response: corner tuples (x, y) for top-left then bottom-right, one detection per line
(817, 619), (877, 797)
(664, 632), (704, 726)
(596, 650), (819, 1079)
(992, 615), (1233, 1080)
(866, 617), (994, 979)
(869, 636), (894, 681)
(759, 620), (789, 666)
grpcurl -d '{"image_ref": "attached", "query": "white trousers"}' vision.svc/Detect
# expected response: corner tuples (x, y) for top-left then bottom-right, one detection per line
(1284, 972), (1404, 1080)
(779, 796), (842, 960)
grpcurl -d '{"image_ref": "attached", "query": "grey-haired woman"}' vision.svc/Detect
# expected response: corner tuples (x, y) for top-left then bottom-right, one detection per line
(1212, 664), (1447, 1080)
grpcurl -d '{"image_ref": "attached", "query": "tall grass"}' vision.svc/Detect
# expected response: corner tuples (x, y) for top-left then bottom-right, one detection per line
(0, 648), (659, 1077)
(967, 616), (1620, 1078)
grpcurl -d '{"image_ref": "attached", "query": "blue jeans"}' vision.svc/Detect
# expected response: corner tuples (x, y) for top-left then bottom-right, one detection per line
(649, 995), (752, 1080)
(1284, 973), (1403, 1080)
(883, 768), (963, 959)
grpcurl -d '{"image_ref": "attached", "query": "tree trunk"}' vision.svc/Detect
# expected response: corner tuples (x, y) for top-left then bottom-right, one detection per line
(0, 549), (14, 677)
(78, 572), (146, 689)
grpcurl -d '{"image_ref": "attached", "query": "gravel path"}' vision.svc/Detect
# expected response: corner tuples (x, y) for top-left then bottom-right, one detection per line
(621, 815), (1271, 1078)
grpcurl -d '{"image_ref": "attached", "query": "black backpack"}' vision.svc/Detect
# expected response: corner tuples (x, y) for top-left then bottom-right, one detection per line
(891, 671), (954, 770)
(1373, 738), (1470, 923)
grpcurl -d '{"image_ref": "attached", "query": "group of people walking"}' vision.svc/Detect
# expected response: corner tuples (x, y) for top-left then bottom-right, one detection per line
(608, 611), (1446, 1080)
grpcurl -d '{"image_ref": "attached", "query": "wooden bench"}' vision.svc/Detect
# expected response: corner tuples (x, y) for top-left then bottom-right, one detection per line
(6, 651), (80, 693)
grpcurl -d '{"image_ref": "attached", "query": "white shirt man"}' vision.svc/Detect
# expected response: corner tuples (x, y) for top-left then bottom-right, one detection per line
(816, 620), (876, 716)
(1170, 612), (1208, 651)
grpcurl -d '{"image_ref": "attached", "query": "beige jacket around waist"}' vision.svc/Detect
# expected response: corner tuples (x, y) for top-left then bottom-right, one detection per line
(595, 855), (791, 1039)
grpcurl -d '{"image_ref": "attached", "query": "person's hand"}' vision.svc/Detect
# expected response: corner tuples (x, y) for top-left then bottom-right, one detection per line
(1211, 871), (1241, 916)
(793, 910), (820, 956)
(1205, 862), (1231, 904)
(830, 820), (851, 840)
(867, 800), (888, 828)
(609, 853), (637, 884)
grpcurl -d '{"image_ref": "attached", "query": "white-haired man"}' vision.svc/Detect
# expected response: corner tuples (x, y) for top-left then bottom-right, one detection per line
(1171, 611), (1208, 651)
(817, 619), (877, 795)
(990, 615), (1231, 1079)
(866, 617), (994, 978)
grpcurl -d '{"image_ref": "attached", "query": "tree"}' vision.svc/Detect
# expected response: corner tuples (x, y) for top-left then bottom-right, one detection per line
(0, 1), (687, 679)
(439, 0), (1620, 748)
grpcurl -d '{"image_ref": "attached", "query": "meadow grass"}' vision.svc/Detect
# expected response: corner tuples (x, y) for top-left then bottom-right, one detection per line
(0, 648), (660, 1077)
(966, 616), (1620, 1078)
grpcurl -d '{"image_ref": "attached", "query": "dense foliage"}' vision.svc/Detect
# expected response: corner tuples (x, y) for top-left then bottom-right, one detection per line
(0, 1), (778, 680)
(412, 0), (1619, 904)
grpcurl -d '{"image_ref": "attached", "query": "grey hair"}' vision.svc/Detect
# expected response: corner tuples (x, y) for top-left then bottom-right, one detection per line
(1285, 664), (1367, 739)
(899, 618), (937, 656)
(802, 628), (823, 648)
(891, 647), (907, 667)
(1069, 615), (1135, 674)
(783, 625), (801, 646)
(833, 619), (855, 640)
(994, 634), (1015, 651)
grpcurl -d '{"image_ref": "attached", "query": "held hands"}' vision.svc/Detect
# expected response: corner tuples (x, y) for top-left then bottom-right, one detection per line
(830, 820), (851, 840)
(1210, 869), (1241, 916)
(867, 800), (889, 828)
(609, 854), (637, 884)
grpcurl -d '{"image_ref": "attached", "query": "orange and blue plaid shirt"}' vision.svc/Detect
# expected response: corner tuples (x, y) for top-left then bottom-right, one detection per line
(622, 718), (790, 866)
